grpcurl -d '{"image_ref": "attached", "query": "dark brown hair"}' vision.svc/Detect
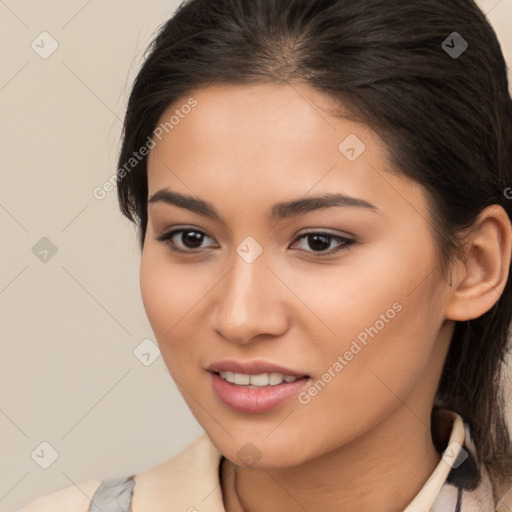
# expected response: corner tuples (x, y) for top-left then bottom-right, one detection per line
(116, 0), (512, 495)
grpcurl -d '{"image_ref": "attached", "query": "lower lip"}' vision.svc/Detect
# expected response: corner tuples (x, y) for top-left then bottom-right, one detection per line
(210, 372), (310, 413)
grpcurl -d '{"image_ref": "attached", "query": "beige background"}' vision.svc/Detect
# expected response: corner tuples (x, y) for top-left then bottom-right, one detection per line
(1, 1), (511, 510)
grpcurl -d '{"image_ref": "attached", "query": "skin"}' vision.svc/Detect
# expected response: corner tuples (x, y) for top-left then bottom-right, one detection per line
(140, 82), (511, 512)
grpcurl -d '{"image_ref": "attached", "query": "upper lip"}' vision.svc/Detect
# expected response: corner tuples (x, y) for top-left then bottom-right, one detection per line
(207, 360), (308, 377)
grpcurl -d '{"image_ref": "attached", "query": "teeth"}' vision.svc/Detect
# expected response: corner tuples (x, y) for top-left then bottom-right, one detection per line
(234, 373), (250, 385)
(219, 371), (299, 387)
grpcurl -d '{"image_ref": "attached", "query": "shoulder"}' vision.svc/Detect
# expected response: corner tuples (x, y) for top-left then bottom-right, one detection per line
(16, 479), (103, 512)
(16, 433), (222, 511)
(130, 432), (224, 509)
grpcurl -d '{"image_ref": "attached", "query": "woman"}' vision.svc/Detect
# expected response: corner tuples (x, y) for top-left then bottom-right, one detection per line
(18, 0), (512, 510)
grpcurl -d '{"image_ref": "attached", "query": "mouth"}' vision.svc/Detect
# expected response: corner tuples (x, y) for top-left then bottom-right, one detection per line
(207, 361), (311, 413)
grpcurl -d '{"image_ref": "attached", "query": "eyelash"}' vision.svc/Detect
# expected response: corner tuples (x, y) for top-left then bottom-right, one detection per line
(154, 227), (355, 257)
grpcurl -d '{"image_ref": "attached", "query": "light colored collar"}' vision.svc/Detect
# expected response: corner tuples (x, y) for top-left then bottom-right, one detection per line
(132, 431), (225, 511)
(404, 409), (467, 512)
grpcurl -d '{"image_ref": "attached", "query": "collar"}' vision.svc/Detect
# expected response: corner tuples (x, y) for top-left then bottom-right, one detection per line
(131, 429), (225, 511)
(405, 408), (496, 511)
(131, 409), (496, 511)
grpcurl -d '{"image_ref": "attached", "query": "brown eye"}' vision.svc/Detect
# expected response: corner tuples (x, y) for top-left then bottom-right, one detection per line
(176, 230), (205, 249)
(291, 232), (355, 255)
(155, 228), (217, 253)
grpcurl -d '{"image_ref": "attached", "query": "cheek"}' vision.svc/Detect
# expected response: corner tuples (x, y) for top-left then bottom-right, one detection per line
(139, 248), (197, 348)
(278, 242), (414, 349)
(288, 304), (438, 458)
(140, 250), (173, 333)
(139, 246), (218, 378)
(289, 238), (441, 402)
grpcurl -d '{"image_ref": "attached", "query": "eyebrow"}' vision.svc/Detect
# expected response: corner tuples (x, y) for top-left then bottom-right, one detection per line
(147, 188), (379, 220)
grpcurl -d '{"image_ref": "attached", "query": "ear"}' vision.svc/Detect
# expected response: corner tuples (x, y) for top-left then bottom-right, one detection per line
(445, 204), (512, 321)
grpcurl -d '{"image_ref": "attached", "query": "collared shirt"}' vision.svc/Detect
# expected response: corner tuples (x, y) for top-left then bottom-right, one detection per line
(17, 408), (512, 511)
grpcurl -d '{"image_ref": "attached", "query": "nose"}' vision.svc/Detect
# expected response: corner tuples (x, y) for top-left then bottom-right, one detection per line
(212, 249), (289, 344)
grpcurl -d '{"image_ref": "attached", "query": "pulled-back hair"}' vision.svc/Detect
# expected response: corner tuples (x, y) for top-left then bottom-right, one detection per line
(116, 0), (512, 493)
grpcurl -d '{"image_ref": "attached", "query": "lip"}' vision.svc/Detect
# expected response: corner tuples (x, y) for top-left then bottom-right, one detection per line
(209, 372), (311, 414)
(206, 359), (308, 378)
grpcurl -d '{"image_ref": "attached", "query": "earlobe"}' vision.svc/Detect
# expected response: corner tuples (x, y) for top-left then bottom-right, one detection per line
(445, 205), (512, 322)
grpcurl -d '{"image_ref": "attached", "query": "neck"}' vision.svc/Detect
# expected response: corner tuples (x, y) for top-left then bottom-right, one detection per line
(221, 403), (443, 512)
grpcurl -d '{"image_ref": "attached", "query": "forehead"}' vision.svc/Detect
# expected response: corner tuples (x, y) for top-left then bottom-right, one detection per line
(146, 82), (429, 224)
(149, 82), (366, 163)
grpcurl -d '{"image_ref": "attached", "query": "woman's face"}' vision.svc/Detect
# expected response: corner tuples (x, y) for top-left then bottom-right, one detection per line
(141, 82), (454, 467)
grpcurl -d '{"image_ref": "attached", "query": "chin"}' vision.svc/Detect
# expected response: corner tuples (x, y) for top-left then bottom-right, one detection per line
(206, 427), (316, 469)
